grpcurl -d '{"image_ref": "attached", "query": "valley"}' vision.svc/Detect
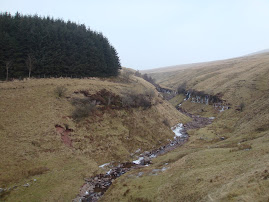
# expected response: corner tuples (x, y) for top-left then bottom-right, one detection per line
(0, 72), (189, 201)
(73, 97), (215, 202)
(100, 53), (269, 201)
(1, 8), (269, 202)
(0, 53), (269, 202)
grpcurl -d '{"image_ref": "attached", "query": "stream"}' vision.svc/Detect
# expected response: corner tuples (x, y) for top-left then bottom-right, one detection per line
(73, 108), (215, 202)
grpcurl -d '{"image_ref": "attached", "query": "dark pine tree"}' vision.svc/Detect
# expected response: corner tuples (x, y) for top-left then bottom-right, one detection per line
(0, 12), (121, 79)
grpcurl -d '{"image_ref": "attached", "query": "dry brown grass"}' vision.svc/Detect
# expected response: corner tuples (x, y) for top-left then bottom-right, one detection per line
(0, 76), (188, 201)
(100, 53), (269, 202)
(26, 167), (50, 177)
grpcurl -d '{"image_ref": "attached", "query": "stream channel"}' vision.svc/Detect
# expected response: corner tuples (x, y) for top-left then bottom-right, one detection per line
(73, 108), (215, 202)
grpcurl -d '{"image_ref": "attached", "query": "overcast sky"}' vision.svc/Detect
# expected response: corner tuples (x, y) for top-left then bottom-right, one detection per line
(1, 0), (269, 70)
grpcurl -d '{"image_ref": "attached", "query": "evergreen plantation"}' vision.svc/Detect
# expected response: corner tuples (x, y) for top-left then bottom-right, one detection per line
(0, 12), (121, 79)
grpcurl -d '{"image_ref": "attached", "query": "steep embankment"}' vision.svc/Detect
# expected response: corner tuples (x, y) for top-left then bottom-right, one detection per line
(0, 74), (189, 201)
(101, 53), (269, 201)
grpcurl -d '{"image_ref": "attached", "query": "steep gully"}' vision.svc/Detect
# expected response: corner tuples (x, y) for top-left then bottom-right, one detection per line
(72, 93), (219, 202)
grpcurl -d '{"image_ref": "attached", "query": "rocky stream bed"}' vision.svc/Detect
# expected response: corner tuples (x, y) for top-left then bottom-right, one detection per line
(73, 108), (215, 202)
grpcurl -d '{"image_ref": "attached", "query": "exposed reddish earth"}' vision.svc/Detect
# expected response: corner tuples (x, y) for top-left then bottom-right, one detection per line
(55, 125), (73, 147)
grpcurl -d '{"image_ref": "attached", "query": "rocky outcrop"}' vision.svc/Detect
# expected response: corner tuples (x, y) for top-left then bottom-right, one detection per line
(156, 86), (177, 100)
(179, 90), (231, 112)
(156, 86), (231, 112)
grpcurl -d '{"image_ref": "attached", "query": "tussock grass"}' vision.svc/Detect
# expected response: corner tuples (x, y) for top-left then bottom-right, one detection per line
(26, 167), (50, 177)
(54, 85), (67, 98)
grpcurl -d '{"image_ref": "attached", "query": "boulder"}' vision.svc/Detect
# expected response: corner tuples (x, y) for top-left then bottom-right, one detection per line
(23, 183), (30, 187)
(143, 156), (151, 165)
(144, 151), (150, 155)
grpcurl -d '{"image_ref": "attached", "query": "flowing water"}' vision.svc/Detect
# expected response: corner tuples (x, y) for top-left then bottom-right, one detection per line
(73, 109), (214, 202)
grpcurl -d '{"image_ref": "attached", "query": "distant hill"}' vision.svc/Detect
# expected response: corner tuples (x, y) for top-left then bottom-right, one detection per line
(143, 49), (269, 75)
(245, 48), (269, 56)
(0, 12), (121, 79)
(143, 51), (269, 88)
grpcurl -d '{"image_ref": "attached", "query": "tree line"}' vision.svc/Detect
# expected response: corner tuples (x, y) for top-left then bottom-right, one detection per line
(0, 12), (121, 80)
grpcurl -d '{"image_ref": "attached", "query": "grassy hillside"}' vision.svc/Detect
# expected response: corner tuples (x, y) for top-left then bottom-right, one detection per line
(0, 74), (189, 201)
(147, 52), (269, 135)
(100, 53), (269, 201)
